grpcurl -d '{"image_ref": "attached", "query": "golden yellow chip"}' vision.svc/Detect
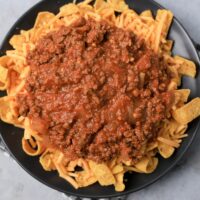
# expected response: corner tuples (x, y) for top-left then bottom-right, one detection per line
(0, 65), (8, 90)
(157, 137), (180, 148)
(112, 164), (124, 174)
(156, 10), (173, 38)
(140, 10), (153, 18)
(158, 142), (175, 158)
(75, 171), (97, 187)
(89, 160), (116, 186)
(0, 55), (11, 66)
(0, 96), (20, 124)
(31, 12), (57, 41)
(9, 34), (26, 50)
(122, 159), (132, 166)
(124, 166), (143, 173)
(22, 137), (45, 156)
(94, 0), (109, 11)
(147, 141), (158, 151)
(162, 40), (173, 53)
(34, 12), (56, 29)
(114, 173), (125, 192)
(55, 160), (79, 189)
(67, 160), (78, 171)
(77, 3), (93, 13)
(60, 3), (80, 16)
(107, 0), (128, 12)
(135, 157), (158, 173)
(172, 98), (200, 124)
(40, 149), (56, 171)
(154, 10), (173, 52)
(174, 89), (190, 103)
(0, 56), (10, 89)
(175, 56), (196, 77)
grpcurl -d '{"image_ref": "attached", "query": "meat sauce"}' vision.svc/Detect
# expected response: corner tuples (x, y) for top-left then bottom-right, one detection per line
(16, 18), (174, 163)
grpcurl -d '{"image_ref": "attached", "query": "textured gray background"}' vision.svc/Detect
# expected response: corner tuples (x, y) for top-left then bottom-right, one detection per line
(0, 0), (200, 200)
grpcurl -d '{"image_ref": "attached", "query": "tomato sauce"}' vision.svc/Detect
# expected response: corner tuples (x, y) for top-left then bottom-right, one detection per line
(16, 18), (174, 163)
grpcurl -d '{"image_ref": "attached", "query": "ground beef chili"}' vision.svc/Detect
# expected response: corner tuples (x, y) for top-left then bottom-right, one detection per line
(16, 17), (174, 163)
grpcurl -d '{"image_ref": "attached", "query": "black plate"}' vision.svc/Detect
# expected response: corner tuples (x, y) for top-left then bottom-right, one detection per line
(0, 0), (200, 198)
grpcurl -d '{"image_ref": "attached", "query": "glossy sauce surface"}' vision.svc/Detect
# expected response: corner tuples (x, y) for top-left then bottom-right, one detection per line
(16, 18), (174, 163)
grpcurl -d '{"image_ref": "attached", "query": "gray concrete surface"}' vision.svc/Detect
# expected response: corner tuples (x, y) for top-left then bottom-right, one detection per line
(0, 0), (200, 200)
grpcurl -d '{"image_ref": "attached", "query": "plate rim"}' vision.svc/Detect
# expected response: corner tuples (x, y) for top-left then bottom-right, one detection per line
(0, 0), (200, 198)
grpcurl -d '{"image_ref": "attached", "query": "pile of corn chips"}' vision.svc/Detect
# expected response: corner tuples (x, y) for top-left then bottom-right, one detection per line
(0, 0), (199, 192)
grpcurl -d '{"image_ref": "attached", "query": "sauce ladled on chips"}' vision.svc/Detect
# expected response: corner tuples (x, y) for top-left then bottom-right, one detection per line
(0, 0), (199, 192)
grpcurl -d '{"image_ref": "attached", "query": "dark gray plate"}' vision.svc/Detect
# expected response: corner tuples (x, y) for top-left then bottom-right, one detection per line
(0, 0), (200, 198)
